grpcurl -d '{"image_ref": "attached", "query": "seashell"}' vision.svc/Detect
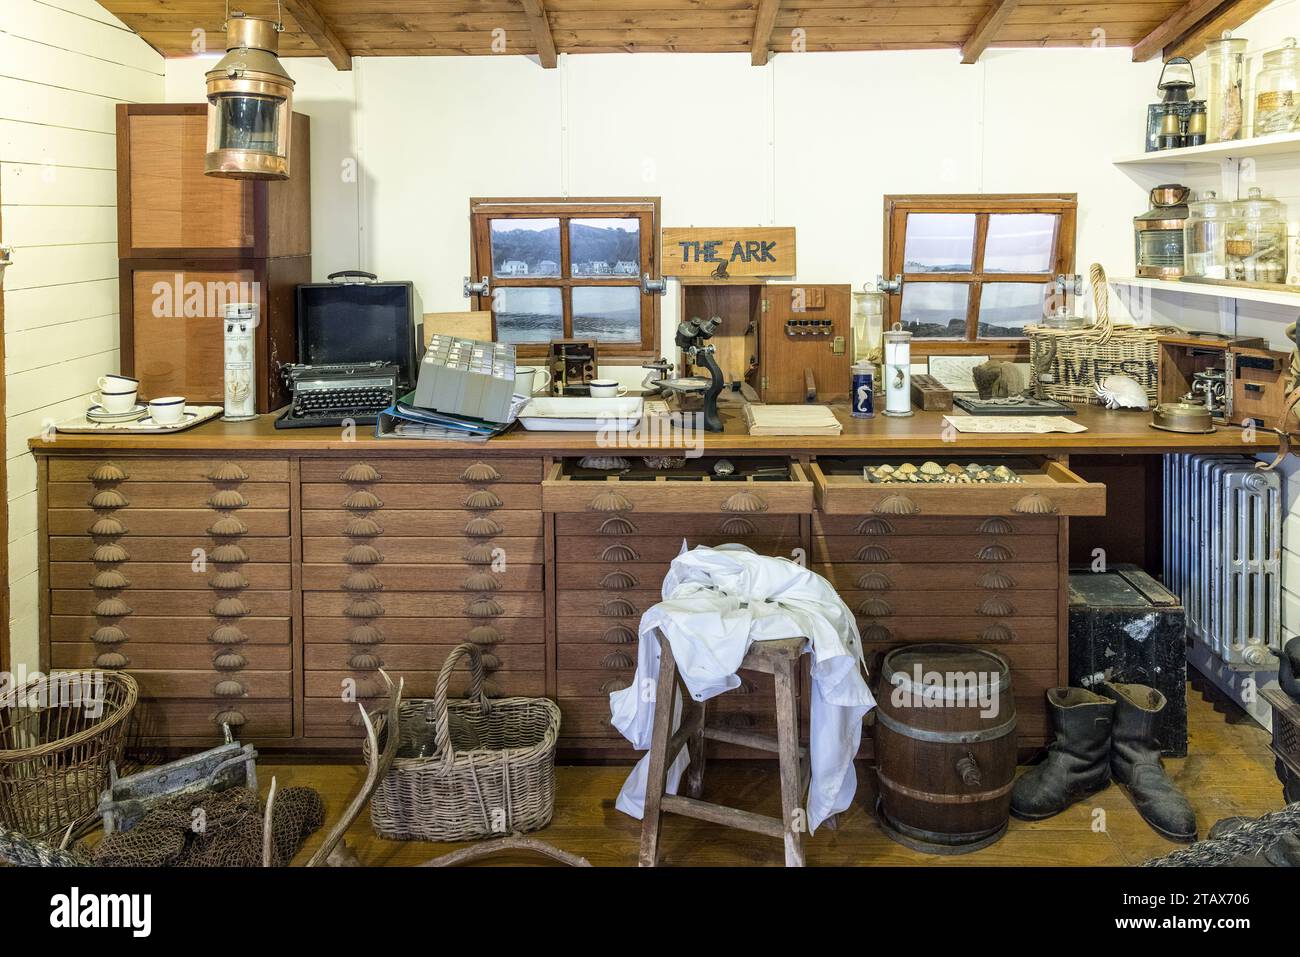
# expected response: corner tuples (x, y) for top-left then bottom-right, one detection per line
(343, 516), (385, 538)
(857, 572), (893, 591)
(602, 625), (636, 644)
(978, 543), (1015, 562)
(89, 489), (128, 509)
(348, 653), (383, 671)
(599, 598), (638, 618)
(211, 597), (249, 618)
(465, 626), (501, 645)
(209, 625), (248, 645)
(208, 571), (249, 591)
(861, 624), (894, 642)
(945, 463), (963, 474)
(720, 490), (768, 513)
(642, 457), (686, 470)
(463, 543), (497, 564)
(873, 494), (919, 516)
(89, 517), (127, 537)
(343, 598), (385, 619)
(977, 570), (1017, 590)
(213, 679), (246, 698)
(343, 544), (384, 565)
(598, 517), (637, 536)
(340, 463), (381, 483)
(89, 463), (128, 483)
(601, 543), (640, 562)
(978, 596), (1016, 617)
(1093, 374), (1149, 411)
(875, 464), (896, 475)
(600, 571), (638, 590)
(464, 489), (502, 510)
(343, 490), (384, 511)
(91, 570), (129, 590)
(464, 516), (504, 537)
(719, 517), (756, 536)
(342, 572), (384, 593)
(94, 651), (129, 669)
(212, 651), (247, 671)
(897, 463), (918, 474)
(92, 543), (130, 563)
(992, 465), (1014, 479)
(463, 572), (501, 592)
(978, 517), (1015, 536)
(919, 461), (944, 476)
(855, 544), (893, 563)
(857, 597), (893, 617)
(601, 651), (635, 670)
(600, 677), (633, 694)
(980, 624), (1017, 643)
(588, 490), (633, 513)
(578, 456), (630, 471)
(207, 516), (247, 537)
(209, 544), (249, 564)
(466, 597), (503, 618)
(207, 489), (248, 510)
(215, 709), (246, 727)
(347, 625), (385, 646)
(94, 597), (132, 618)
(1013, 493), (1058, 515)
(92, 625), (128, 645)
(856, 518), (894, 536)
(460, 462), (500, 483)
(207, 462), (249, 482)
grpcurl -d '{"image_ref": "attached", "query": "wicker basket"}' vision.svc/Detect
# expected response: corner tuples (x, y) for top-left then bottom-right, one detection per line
(369, 643), (561, 842)
(0, 670), (137, 841)
(1027, 264), (1181, 404)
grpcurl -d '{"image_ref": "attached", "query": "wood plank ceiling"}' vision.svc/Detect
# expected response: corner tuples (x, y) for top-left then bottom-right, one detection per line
(98, 0), (1267, 69)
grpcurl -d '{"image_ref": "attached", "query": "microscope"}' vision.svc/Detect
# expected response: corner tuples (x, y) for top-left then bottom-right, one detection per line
(674, 315), (725, 433)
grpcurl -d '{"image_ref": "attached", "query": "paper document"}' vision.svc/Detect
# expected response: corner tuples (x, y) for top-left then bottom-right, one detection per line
(942, 415), (1088, 434)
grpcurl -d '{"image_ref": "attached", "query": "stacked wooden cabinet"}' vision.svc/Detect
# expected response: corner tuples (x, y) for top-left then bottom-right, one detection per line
(115, 104), (310, 413)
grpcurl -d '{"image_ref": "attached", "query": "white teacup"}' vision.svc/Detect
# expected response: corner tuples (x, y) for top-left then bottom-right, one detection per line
(147, 396), (186, 425)
(514, 366), (551, 396)
(98, 374), (138, 392)
(94, 387), (138, 414)
(588, 379), (627, 398)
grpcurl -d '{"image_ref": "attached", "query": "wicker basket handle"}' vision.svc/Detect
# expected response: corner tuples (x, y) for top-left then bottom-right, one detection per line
(1088, 263), (1114, 345)
(432, 642), (490, 765)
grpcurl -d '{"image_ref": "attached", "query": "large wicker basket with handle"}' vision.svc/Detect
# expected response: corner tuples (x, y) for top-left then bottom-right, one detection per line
(1027, 264), (1181, 404)
(369, 642), (561, 842)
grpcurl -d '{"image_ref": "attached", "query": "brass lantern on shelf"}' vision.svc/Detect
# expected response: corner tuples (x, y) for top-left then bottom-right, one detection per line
(204, 10), (295, 180)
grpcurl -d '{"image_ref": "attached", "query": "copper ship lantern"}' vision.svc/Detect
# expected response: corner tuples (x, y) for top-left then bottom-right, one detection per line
(205, 11), (295, 180)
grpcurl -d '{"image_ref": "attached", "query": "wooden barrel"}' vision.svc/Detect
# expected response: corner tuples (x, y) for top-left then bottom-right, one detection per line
(873, 644), (1017, 854)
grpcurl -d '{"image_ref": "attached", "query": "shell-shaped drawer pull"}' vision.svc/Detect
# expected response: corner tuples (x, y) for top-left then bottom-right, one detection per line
(340, 462), (381, 483)
(481, 680), (504, 700)
(90, 463), (128, 483)
(215, 709), (246, 728)
(343, 516), (385, 538)
(601, 650), (635, 670)
(857, 597), (893, 617)
(600, 677), (633, 694)
(463, 572), (501, 592)
(213, 651), (247, 672)
(466, 625), (501, 646)
(861, 623), (894, 643)
(207, 462), (249, 482)
(94, 597), (132, 618)
(344, 598), (385, 619)
(599, 598), (639, 618)
(209, 571), (249, 591)
(979, 624), (1017, 643)
(464, 516), (504, 538)
(977, 596), (1017, 617)
(463, 543), (497, 565)
(874, 494), (919, 516)
(601, 543), (640, 562)
(856, 518), (894, 536)
(342, 571), (384, 593)
(209, 624), (249, 645)
(466, 597), (504, 618)
(598, 516), (637, 536)
(343, 544), (384, 565)
(720, 490), (768, 513)
(94, 651), (129, 669)
(977, 570), (1016, 590)
(977, 517), (1015, 536)
(347, 624), (385, 646)
(211, 597), (250, 618)
(208, 489), (248, 510)
(716, 713), (756, 730)
(602, 625), (636, 644)
(857, 572), (892, 591)
(461, 462), (500, 483)
(207, 516), (248, 537)
(343, 489), (384, 511)
(210, 543), (249, 564)
(353, 679), (386, 699)
(89, 517), (127, 538)
(977, 543), (1015, 562)
(213, 679), (246, 698)
(1012, 493), (1058, 515)
(600, 571), (639, 590)
(348, 652), (383, 672)
(479, 652), (502, 671)
(588, 490), (633, 513)
(855, 544), (893, 563)
(91, 543), (130, 564)
(90, 570), (129, 590)
(91, 625), (127, 646)
(89, 489), (128, 509)
(719, 517), (756, 536)
(464, 489), (502, 510)
(347, 710), (370, 729)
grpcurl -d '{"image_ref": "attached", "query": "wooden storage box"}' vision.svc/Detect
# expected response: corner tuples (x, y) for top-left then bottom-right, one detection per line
(542, 457), (812, 514)
(1157, 333), (1265, 424)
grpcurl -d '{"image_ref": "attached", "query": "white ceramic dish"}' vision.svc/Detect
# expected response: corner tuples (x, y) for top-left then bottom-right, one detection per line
(86, 403), (148, 423)
(518, 396), (644, 432)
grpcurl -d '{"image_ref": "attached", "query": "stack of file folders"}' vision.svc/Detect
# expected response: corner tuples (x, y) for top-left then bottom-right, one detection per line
(376, 392), (528, 441)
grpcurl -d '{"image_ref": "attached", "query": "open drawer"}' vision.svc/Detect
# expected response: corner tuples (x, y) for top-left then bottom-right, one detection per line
(542, 456), (813, 514)
(810, 456), (1106, 517)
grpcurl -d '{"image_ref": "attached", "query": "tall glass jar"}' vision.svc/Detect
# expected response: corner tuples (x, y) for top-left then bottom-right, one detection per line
(850, 285), (885, 365)
(1254, 38), (1300, 136)
(883, 323), (913, 418)
(1226, 187), (1289, 284)
(1204, 33), (1247, 142)
(1183, 190), (1235, 280)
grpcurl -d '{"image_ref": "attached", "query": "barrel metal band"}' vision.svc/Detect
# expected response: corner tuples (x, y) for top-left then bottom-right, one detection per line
(875, 708), (1017, 744)
(877, 769), (1015, 805)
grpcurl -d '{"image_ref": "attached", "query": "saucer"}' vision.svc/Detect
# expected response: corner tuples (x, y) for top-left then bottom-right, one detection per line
(87, 403), (147, 423)
(136, 411), (199, 429)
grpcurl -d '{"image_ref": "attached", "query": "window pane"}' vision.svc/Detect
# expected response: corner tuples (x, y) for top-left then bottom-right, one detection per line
(984, 214), (1057, 273)
(977, 282), (1048, 337)
(903, 214), (976, 273)
(494, 287), (563, 344)
(490, 219), (561, 278)
(900, 282), (970, 338)
(571, 218), (641, 278)
(572, 286), (642, 342)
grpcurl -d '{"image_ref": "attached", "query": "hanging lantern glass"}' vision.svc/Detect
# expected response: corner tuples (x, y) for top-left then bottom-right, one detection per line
(205, 11), (295, 180)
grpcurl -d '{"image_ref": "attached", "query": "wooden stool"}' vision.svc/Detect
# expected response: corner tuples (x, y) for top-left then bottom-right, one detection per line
(639, 630), (810, 867)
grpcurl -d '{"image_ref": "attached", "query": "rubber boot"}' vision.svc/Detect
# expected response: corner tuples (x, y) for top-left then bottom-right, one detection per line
(1279, 635), (1300, 701)
(1011, 688), (1115, 820)
(1102, 682), (1197, 842)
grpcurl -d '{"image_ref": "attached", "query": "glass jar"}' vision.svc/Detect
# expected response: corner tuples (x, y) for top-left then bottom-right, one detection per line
(1183, 190), (1235, 280)
(850, 286), (886, 365)
(882, 323), (913, 418)
(1226, 187), (1288, 284)
(1205, 33), (1247, 143)
(1254, 38), (1300, 136)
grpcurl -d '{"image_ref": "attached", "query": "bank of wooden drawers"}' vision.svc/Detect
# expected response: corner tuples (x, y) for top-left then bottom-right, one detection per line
(46, 455), (293, 743)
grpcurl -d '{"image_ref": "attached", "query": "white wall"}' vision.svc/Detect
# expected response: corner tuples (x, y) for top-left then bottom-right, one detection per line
(2, 0), (164, 669)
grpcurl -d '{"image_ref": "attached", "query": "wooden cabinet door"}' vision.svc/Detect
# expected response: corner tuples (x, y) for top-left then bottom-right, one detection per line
(759, 284), (851, 403)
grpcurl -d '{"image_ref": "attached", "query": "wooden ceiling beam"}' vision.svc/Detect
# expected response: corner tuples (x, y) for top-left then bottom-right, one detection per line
(961, 0), (1020, 64)
(751, 0), (781, 66)
(519, 0), (558, 68)
(1162, 0), (1271, 59)
(1131, 0), (1223, 61)
(281, 0), (351, 70)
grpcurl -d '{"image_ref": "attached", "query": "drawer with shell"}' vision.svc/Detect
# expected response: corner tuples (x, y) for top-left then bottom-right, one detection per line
(301, 510), (544, 538)
(811, 456), (1105, 517)
(813, 562), (1058, 592)
(555, 589), (660, 620)
(811, 514), (1058, 538)
(49, 458), (290, 484)
(845, 590), (1058, 619)
(48, 508), (290, 538)
(301, 563), (543, 593)
(306, 642), (544, 675)
(303, 592), (542, 619)
(52, 590), (293, 618)
(300, 457), (544, 485)
(125, 669), (292, 700)
(303, 536), (545, 566)
(305, 669), (546, 700)
(49, 562), (291, 591)
(50, 641), (292, 672)
(556, 563), (672, 591)
(301, 483), (541, 511)
(49, 536), (291, 564)
(543, 456), (813, 515)
(813, 535), (1059, 565)
(50, 615), (291, 646)
(558, 697), (778, 739)
(302, 617), (543, 645)
(854, 617), (1058, 646)
(556, 512), (802, 539)
(48, 482), (290, 510)
(131, 699), (293, 741)
(559, 536), (802, 565)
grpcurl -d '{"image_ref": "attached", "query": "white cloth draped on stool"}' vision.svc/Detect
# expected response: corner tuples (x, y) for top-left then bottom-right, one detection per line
(609, 544), (876, 832)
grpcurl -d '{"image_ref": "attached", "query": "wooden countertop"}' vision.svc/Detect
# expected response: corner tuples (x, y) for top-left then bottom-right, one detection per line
(29, 402), (1274, 456)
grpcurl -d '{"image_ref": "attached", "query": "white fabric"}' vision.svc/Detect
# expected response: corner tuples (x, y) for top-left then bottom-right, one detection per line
(609, 544), (876, 832)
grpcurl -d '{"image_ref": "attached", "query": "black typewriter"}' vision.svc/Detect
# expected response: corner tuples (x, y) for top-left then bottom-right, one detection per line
(275, 362), (399, 429)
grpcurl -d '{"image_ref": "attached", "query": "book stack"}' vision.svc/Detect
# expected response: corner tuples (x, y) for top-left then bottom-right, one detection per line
(743, 404), (843, 436)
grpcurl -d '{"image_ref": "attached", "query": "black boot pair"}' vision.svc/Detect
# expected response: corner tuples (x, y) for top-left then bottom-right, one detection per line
(1011, 682), (1197, 842)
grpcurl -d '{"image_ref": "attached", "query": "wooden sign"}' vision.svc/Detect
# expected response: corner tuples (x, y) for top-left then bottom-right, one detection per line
(661, 227), (796, 280)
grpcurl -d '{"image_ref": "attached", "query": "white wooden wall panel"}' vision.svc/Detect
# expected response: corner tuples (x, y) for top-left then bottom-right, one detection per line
(3, 278), (118, 332)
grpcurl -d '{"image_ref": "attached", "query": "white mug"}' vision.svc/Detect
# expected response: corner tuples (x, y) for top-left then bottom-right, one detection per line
(98, 374), (138, 392)
(514, 366), (552, 396)
(148, 396), (186, 425)
(93, 388), (138, 414)
(588, 379), (627, 399)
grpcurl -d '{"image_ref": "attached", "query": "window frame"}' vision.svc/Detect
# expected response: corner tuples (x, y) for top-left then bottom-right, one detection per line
(469, 197), (662, 361)
(882, 193), (1077, 358)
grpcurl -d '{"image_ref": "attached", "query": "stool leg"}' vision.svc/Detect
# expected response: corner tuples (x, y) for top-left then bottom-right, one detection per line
(638, 633), (679, 867)
(683, 689), (708, 800)
(773, 655), (806, 867)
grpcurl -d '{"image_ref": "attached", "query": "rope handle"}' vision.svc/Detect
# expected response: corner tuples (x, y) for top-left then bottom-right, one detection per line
(432, 642), (490, 769)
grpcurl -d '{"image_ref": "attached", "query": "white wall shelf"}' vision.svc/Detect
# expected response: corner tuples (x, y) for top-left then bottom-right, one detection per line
(1110, 276), (1300, 308)
(1113, 131), (1300, 168)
